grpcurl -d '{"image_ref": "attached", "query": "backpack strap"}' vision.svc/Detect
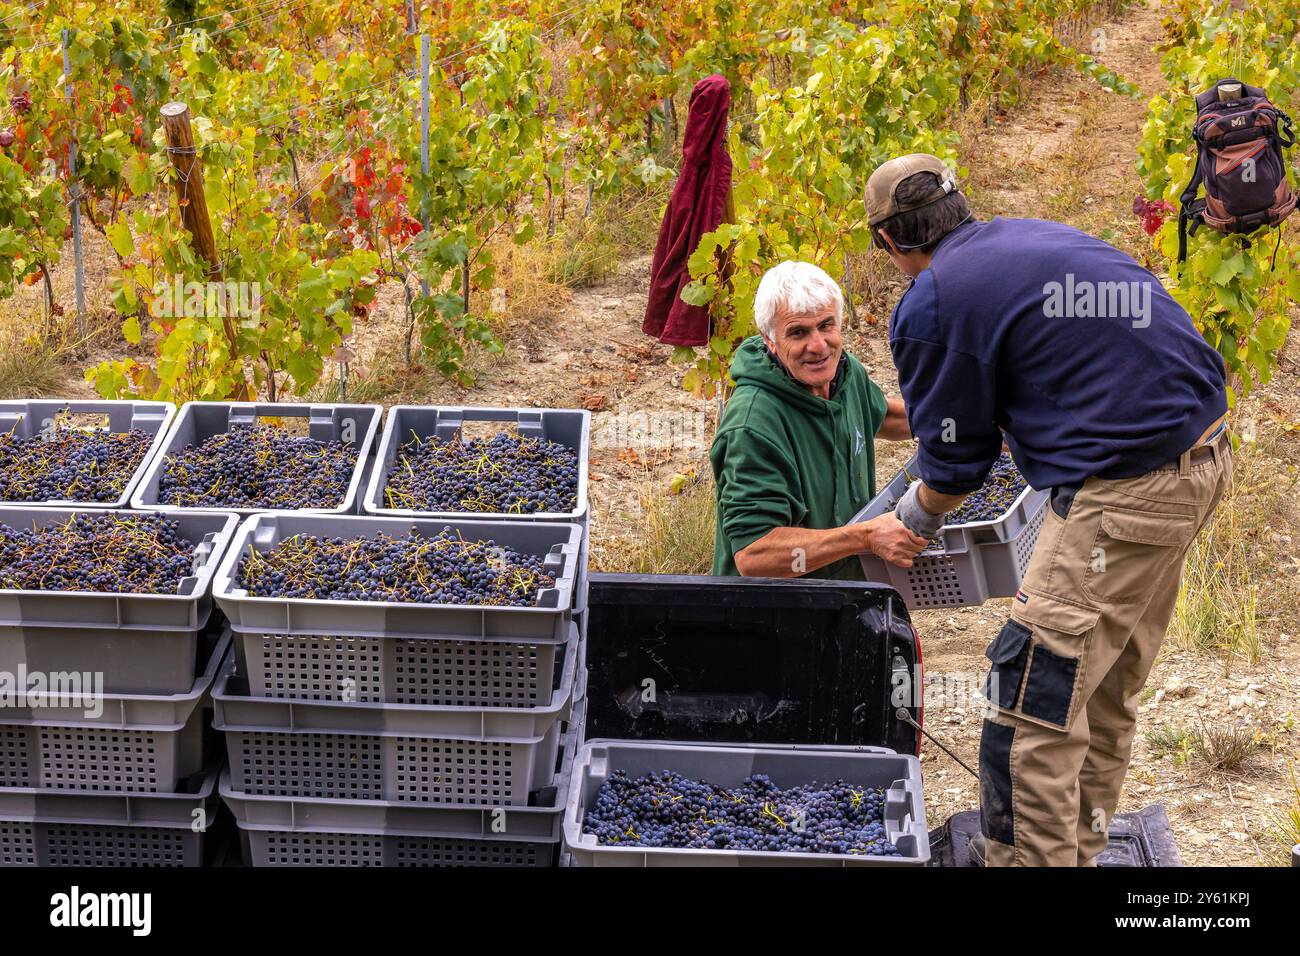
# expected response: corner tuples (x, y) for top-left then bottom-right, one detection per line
(1278, 109), (1295, 149)
(1177, 155), (1204, 266)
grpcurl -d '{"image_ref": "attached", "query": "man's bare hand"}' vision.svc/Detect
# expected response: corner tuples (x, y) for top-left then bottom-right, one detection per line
(861, 513), (929, 568)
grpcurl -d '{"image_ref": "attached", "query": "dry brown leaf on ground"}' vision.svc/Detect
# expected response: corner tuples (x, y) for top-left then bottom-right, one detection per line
(616, 342), (660, 363)
(617, 446), (675, 468)
(581, 393), (608, 411)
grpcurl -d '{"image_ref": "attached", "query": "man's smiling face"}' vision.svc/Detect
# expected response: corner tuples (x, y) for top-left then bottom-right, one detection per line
(762, 299), (843, 398)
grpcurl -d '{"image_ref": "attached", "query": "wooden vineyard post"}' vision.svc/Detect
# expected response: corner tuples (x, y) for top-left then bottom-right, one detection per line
(160, 101), (248, 398)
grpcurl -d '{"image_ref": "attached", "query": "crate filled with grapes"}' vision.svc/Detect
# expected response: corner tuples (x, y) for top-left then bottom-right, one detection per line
(363, 406), (589, 522)
(212, 512), (583, 642)
(0, 507), (239, 629)
(852, 452), (1049, 609)
(0, 400), (176, 509)
(562, 740), (928, 867)
(132, 402), (382, 516)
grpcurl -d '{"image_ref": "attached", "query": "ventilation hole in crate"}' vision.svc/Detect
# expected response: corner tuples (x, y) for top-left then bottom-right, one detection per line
(44, 825), (190, 866)
(393, 837), (550, 867)
(256, 831), (385, 866)
(905, 557), (965, 607)
(0, 822), (37, 865)
(1015, 508), (1047, 575)
(232, 733), (384, 800)
(38, 728), (164, 791)
(0, 728), (32, 787)
(392, 640), (548, 707)
(393, 738), (516, 804)
(255, 635), (384, 702)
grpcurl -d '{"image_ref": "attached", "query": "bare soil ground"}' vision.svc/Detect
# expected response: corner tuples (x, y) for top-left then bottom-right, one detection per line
(5, 0), (1297, 864)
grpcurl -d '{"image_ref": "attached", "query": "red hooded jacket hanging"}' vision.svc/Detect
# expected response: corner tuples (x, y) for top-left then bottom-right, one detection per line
(642, 74), (732, 347)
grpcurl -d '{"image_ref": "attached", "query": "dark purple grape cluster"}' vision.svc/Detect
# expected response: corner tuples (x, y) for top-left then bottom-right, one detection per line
(158, 424), (358, 509)
(0, 427), (153, 503)
(0, 513), (197, 594)
(237, 527), (556, 605)
(383, 431), (579, 515)
(583, 770), (901, 856)
(943, 452), (1027, 526)
(887, 452), (1027, 547)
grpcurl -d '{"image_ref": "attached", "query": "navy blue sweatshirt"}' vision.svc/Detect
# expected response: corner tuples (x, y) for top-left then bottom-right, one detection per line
(889, 217), (1228, 493)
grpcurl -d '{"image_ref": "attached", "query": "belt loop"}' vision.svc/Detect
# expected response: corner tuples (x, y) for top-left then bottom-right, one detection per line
(1179, 448), (1192, 479)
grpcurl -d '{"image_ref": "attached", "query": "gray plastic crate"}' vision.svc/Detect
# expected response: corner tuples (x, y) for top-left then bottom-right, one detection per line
(573, 517), (589, 615)
(0, 508), (239, 629)
(853, 454), (1049, 609)
(352, 448), (380, 515)
(0, 762), (221, 866)
(213, 513), (581, 642)
(222, 701), (584, 867)
(563, 739), (929, 867)
(213, 650), (567, 806)
(0, 399), (177, 509)
(0, 618), (211, 697)
(0, 632), (228, 793)
(363, 406), (589, 522)
(231, 620), (582, 708)
(131, 401), (382, 516)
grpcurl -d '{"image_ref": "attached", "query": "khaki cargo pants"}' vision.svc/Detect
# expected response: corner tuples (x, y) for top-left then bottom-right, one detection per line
(979, 430), (1232, 866)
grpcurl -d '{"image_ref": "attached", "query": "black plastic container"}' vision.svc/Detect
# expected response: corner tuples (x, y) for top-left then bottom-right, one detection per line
(583, 573), (921, 754)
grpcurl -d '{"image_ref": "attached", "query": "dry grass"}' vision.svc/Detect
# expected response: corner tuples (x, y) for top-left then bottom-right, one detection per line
(1268, 766), (1300, 865)
(1190, 717), (1264, 775)
(542, 180), (666, 289)
(490, 181), (669, 320)
(1170, 434), (1294, 670)
(598, 469), (717, 575)
(491, 240), (574, 328)
(0, 320), (72, 400)
(543, 218), (622, 290)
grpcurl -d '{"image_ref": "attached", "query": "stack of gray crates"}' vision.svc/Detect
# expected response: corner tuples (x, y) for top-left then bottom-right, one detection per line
(209, 405), (591, 866)
(363, 406), (591, 645)
(363, 405), (591, 670)
(0, 496), (238, 867)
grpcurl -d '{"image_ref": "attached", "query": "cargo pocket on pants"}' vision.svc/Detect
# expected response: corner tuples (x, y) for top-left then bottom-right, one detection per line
(1006, 593), (1101, 731)
(1082, 506), (1196, 605)
(983, 619), (1032, 711)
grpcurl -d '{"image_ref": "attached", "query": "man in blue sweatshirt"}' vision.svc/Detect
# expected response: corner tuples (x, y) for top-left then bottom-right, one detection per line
(865, 154), (1232, 867)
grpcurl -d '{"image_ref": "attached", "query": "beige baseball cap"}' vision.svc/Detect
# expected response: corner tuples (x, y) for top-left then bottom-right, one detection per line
(865, 153), (958, 226)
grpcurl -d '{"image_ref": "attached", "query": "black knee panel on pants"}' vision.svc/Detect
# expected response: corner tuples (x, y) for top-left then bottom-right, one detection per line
(980, 719), (1016, 845)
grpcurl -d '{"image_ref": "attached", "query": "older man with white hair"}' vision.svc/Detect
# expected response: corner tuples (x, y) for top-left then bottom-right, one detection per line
(710, 260), (928, 579)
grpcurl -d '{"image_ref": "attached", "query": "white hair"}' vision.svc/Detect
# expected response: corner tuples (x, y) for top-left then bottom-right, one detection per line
(753, 261), (844, 338)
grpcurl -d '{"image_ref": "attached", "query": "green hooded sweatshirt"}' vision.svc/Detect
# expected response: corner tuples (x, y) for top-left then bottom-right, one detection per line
(710, 335), (887, 580)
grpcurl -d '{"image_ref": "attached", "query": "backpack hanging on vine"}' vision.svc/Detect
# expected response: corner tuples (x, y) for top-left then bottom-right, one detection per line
(1177, 78), (1297, 271)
